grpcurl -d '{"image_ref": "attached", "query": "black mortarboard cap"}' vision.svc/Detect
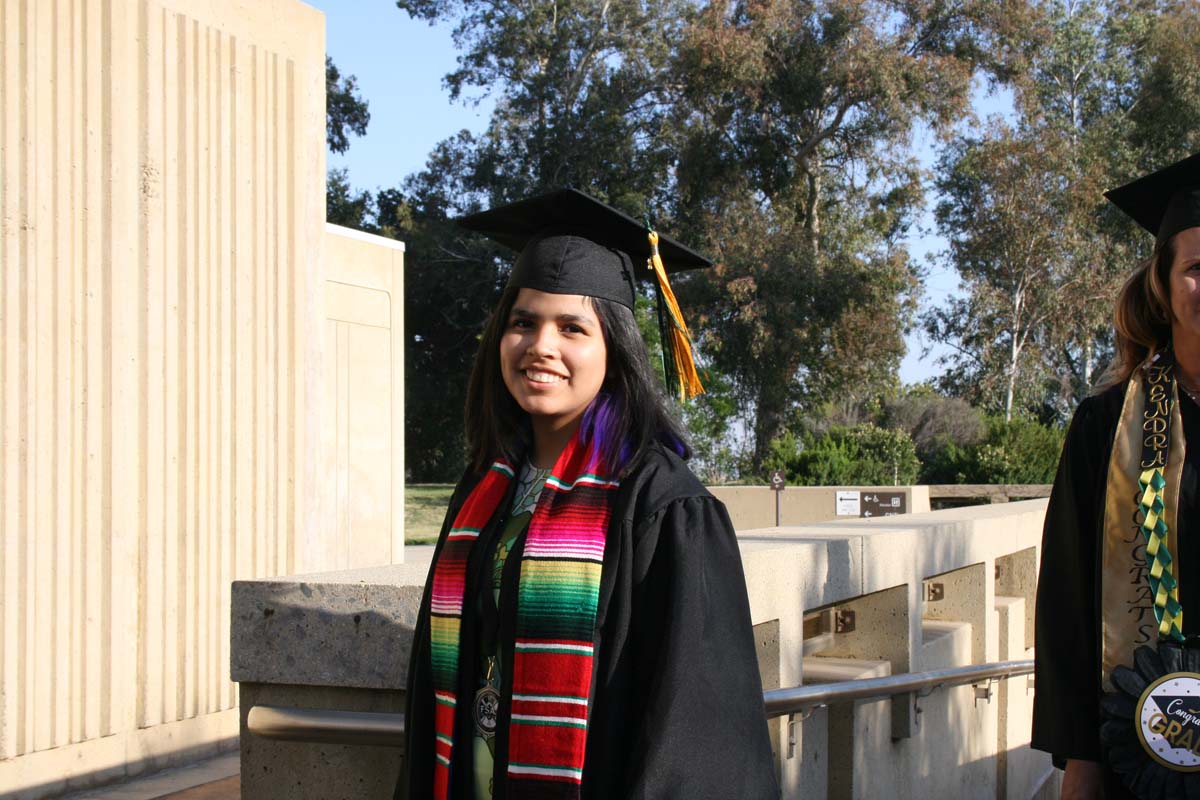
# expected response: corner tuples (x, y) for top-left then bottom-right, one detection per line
(455, 188), (712, 310)
(1105, 152), (1200, 249)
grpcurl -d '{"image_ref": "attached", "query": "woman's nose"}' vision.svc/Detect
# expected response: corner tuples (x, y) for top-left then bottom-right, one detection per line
(526, 325), (558, 356)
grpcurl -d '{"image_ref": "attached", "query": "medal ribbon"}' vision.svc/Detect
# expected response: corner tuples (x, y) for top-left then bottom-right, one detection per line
(1139, 355), (1184, 641)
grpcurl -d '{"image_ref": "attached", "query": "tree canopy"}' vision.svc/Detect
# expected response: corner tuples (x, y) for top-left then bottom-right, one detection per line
(323, 0), (1200, 482)
(924, 0), (1200, 422)
(325, 56), (370, 155)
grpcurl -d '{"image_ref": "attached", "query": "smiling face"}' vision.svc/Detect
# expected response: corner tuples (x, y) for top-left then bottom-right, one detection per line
(1169, 227), (1200, 349)
(499, 288), (607, 440)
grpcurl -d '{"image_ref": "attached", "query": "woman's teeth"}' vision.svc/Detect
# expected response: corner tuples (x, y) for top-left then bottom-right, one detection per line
(526, 370), (564, 384)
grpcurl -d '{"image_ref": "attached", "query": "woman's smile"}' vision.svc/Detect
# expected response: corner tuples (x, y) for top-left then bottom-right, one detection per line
(522, 367), (567, 385)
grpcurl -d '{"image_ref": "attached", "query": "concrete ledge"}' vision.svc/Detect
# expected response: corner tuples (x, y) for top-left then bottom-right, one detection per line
(231, 559), (433, 690)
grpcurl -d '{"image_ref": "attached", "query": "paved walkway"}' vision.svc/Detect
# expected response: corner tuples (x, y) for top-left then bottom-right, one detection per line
(159, 776), (239, 800)
(63, 753), (239, 800)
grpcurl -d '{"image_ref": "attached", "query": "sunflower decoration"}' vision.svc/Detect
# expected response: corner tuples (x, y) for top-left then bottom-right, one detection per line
(1101, 639), (1200, 799)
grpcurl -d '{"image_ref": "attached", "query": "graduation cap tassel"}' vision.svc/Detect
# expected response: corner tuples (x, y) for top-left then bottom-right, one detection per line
(646, 230), (704, 400)
(654, 286), (679, 396)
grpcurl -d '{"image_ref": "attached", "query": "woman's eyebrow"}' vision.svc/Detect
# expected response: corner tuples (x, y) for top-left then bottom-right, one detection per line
(556, 313), (595, 326)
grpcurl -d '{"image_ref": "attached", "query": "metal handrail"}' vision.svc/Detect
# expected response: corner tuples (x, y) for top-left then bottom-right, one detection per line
(246, 659), (1034, 747)
(247, 705), (407, 749)
(763, 658), (1034, 718)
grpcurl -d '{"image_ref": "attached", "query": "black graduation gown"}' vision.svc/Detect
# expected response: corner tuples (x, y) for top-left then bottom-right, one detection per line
(1032, 384), (1200, 778)
(395, 443), (780, 800)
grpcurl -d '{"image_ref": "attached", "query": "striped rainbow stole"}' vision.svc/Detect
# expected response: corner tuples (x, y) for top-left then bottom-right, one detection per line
(428, 434), (618, 799)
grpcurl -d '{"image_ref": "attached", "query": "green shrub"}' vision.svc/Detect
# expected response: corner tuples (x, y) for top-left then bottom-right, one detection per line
(968, 416), (1065, 484)
(766, 424), (920, 486)
(918, 439), (975, 483)
(882, 391), (985, 459)
(919, 415), (1064, 484)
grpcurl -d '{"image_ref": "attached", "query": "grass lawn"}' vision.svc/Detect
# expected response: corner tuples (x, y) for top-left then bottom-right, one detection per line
(405, 484), (455, 545)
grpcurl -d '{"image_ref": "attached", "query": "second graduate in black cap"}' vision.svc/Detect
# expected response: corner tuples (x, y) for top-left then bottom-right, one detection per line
(1033, 152), (1200, 800)
(395, 190), (779, 800)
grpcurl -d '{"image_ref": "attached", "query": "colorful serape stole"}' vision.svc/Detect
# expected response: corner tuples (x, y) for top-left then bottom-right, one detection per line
(428, 433), (619, 799)
(507, 437), (617, 796)
(429, 461), (515, 799)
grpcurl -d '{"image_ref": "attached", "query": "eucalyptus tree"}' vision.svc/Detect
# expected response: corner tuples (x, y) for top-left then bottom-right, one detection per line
(926, 127), (1070, 421)
(926, 0), (1200, 420)
(669, 0), (990, 467)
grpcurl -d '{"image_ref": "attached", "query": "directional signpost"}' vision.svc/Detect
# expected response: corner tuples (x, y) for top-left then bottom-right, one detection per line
(860, 491), (907, 518)
(770, 470), (785, 527)
(836, 490), (908, 517)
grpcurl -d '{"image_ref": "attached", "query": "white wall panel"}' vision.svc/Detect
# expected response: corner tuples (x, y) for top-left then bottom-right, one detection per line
(321, 226), (406, 573)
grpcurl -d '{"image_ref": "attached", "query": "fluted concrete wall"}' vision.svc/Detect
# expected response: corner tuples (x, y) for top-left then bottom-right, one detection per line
(0, 0), (326, 794)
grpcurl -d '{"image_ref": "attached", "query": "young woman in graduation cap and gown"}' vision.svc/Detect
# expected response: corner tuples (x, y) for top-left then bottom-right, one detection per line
(393, 190), (779, 800)
(1033, 152), (1200, 800)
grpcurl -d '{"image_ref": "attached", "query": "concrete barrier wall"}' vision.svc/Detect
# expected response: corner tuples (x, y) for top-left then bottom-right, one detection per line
(0, 0), (331, 795)
(710, 485), (932, 529)
(738, 502), (1054, 798)
(232, 500), (1058, 799)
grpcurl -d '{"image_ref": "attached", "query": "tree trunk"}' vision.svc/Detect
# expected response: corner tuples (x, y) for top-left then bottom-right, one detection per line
(1082, 335), (1094, 396)
(751, 381), (789, 474)
(1005, 363), (1017, 423)
(805, 169), (821, 257)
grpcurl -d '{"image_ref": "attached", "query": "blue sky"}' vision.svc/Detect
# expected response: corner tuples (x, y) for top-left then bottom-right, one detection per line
(311, 0), (494, 188)
(307, 0), (1011, 385)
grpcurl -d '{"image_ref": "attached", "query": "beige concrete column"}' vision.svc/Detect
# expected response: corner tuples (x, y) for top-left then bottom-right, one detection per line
(0, 0), (326, 795)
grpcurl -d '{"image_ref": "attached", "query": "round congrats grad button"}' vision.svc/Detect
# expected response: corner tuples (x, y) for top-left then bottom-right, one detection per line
(1137, 672), (1200, 771)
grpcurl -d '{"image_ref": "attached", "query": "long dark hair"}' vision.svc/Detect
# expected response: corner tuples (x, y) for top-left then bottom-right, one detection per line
(1097, 237), (1177, 391)
(464, 286), (690, 476)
